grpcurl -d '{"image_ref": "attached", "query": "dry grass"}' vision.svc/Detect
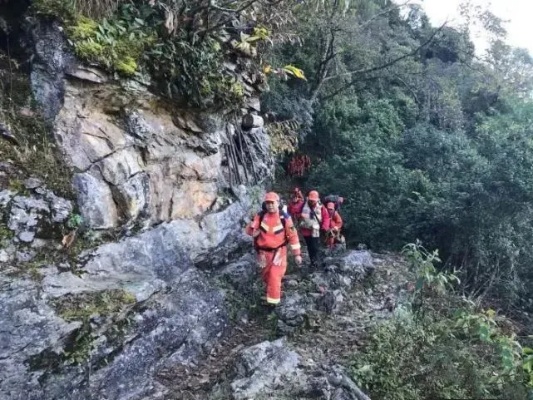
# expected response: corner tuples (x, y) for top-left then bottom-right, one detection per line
(0, 53), (73, 197)
(71, 0), (125, 18)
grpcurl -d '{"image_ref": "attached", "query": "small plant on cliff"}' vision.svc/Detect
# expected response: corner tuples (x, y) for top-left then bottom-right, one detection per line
(31, 0), (304, 108)
(66, 12), (154, 76)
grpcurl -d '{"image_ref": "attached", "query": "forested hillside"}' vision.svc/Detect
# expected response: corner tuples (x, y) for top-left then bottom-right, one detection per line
(265, 0), (533, 317)
(262, 1), (533, 397)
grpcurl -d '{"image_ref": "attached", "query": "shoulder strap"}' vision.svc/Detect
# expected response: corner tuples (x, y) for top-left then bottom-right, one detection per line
(280, 211), (289, 227)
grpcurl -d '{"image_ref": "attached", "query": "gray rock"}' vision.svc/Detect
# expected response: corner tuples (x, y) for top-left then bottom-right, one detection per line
(307, 365), (371, 400)
(340, 250), (374, 271)
(246, 96), (261, 112)
(0, 189), (14, 207)
(45, 191), (73, 223)
(231, 339), (300, 400)
(275, 251), (375, 333)
(276, 293), (315, 333)
(18, 231), (35, 243)
(51, 83), (271, 230)
(66, 65), (108, 83)
(217, 253), (256, 288)
(111, 172), (150, 222)
(316, 289), (344, 314)
(30, 20), (75, 121)
(23, 177), (43, 189)
(0, 276), (82, 400)
(73, 172), (117, 229)
(226, 341), (371, 400)
(8, 196), (49, 241)
(4, 222), (229, 400)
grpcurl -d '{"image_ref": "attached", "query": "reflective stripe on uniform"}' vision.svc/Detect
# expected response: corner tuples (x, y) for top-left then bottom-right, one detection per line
(290, 243), (301, 250)
(266, 296), (281, 304)
(260, 221), (269, 232)
(273, 223), (284, 234)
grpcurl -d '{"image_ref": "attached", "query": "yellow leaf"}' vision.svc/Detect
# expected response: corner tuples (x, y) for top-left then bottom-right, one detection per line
(263, 65), (272, 74)
(282, 65), (307, 80)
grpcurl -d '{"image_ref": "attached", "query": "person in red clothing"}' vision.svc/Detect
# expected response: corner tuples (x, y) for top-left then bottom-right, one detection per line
(299, 190), (330, 267)
(287, 187), (305, 221)
(325, 201), (343, 249)
(246, 192), (302, 305)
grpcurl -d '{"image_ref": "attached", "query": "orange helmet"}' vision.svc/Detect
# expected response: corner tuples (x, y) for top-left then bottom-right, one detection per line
(308, 190), (319, 201)
(264, 192), (279, 202)
(326, 202), (335, 210)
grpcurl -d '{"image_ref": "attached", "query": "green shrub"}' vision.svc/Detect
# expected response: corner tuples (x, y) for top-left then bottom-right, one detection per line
(351, 242), (532, 400)
(31, 0), (279, 108)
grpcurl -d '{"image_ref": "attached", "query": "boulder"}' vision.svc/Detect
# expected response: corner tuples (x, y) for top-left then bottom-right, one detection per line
(231, 339), (300, 400)
(2, 222), (228, 400)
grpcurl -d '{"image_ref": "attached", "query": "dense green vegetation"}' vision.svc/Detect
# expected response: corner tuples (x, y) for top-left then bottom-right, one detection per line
(351, 242), (533, 399)
(264, 0), (533, 313)
(31, 0), (299, 108)
(261, 1), (533, 396)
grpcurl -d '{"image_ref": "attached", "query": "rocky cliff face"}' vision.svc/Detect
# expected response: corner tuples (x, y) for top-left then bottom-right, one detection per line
(0, 15), (272, 400)
(32, 21), (272, 231)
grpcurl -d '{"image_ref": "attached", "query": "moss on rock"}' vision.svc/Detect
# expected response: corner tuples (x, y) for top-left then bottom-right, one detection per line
(53, 289), (137, 322)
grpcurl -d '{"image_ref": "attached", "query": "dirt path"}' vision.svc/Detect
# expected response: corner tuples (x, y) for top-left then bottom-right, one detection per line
(156, 252), (410, 400)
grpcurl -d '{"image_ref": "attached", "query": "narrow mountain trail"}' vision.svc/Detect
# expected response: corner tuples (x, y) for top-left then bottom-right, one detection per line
(156, 249), (411, 400)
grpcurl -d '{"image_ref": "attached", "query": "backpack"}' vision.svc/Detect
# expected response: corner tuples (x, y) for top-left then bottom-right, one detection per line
(323, 194), (344, 211)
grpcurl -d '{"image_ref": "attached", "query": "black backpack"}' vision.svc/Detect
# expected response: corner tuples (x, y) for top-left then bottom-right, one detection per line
(323, 194), (343, 211)
(258, 202), (289, 228)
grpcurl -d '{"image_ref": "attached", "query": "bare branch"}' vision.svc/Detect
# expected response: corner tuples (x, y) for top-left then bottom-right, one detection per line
(356, 0), (412, 30)
(319, 22), (447, 101)
(323, 22), (447, 83)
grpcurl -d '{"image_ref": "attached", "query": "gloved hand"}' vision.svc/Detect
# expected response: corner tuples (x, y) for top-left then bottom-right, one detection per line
(294, 255), (303, 266)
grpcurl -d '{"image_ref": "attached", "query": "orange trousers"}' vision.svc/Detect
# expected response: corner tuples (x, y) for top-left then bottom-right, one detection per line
(257, 247), (287, 305)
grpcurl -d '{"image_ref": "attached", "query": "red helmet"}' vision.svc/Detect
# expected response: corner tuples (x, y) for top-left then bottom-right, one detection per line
(264, 192), (279, 202)
(308, 190), (319, 201)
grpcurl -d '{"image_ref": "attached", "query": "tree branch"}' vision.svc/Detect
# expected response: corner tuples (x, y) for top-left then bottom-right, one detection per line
(323, 22), (446, 83)
(319, 22), (447, 101)
(356, 0), (413, 30)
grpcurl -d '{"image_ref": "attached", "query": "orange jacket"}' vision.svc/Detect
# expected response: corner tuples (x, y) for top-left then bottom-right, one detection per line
(246, 212), (301, 256)
(327, 210), (343, 230)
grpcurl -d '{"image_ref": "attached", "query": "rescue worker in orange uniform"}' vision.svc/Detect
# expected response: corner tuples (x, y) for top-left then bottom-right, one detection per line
(325, 201), (343, 249)
(246, 192), (302, 305)
(287, 187), (305, 221)
(299, 190), (330, 267)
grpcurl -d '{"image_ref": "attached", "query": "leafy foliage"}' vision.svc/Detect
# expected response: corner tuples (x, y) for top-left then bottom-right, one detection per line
(351, 242), (532, 400)
(264, 0), (533, 315)
(32, 0), (305, 108)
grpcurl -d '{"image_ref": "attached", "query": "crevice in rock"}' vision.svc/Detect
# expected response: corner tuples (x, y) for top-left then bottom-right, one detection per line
(80, 144), (136, 175)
